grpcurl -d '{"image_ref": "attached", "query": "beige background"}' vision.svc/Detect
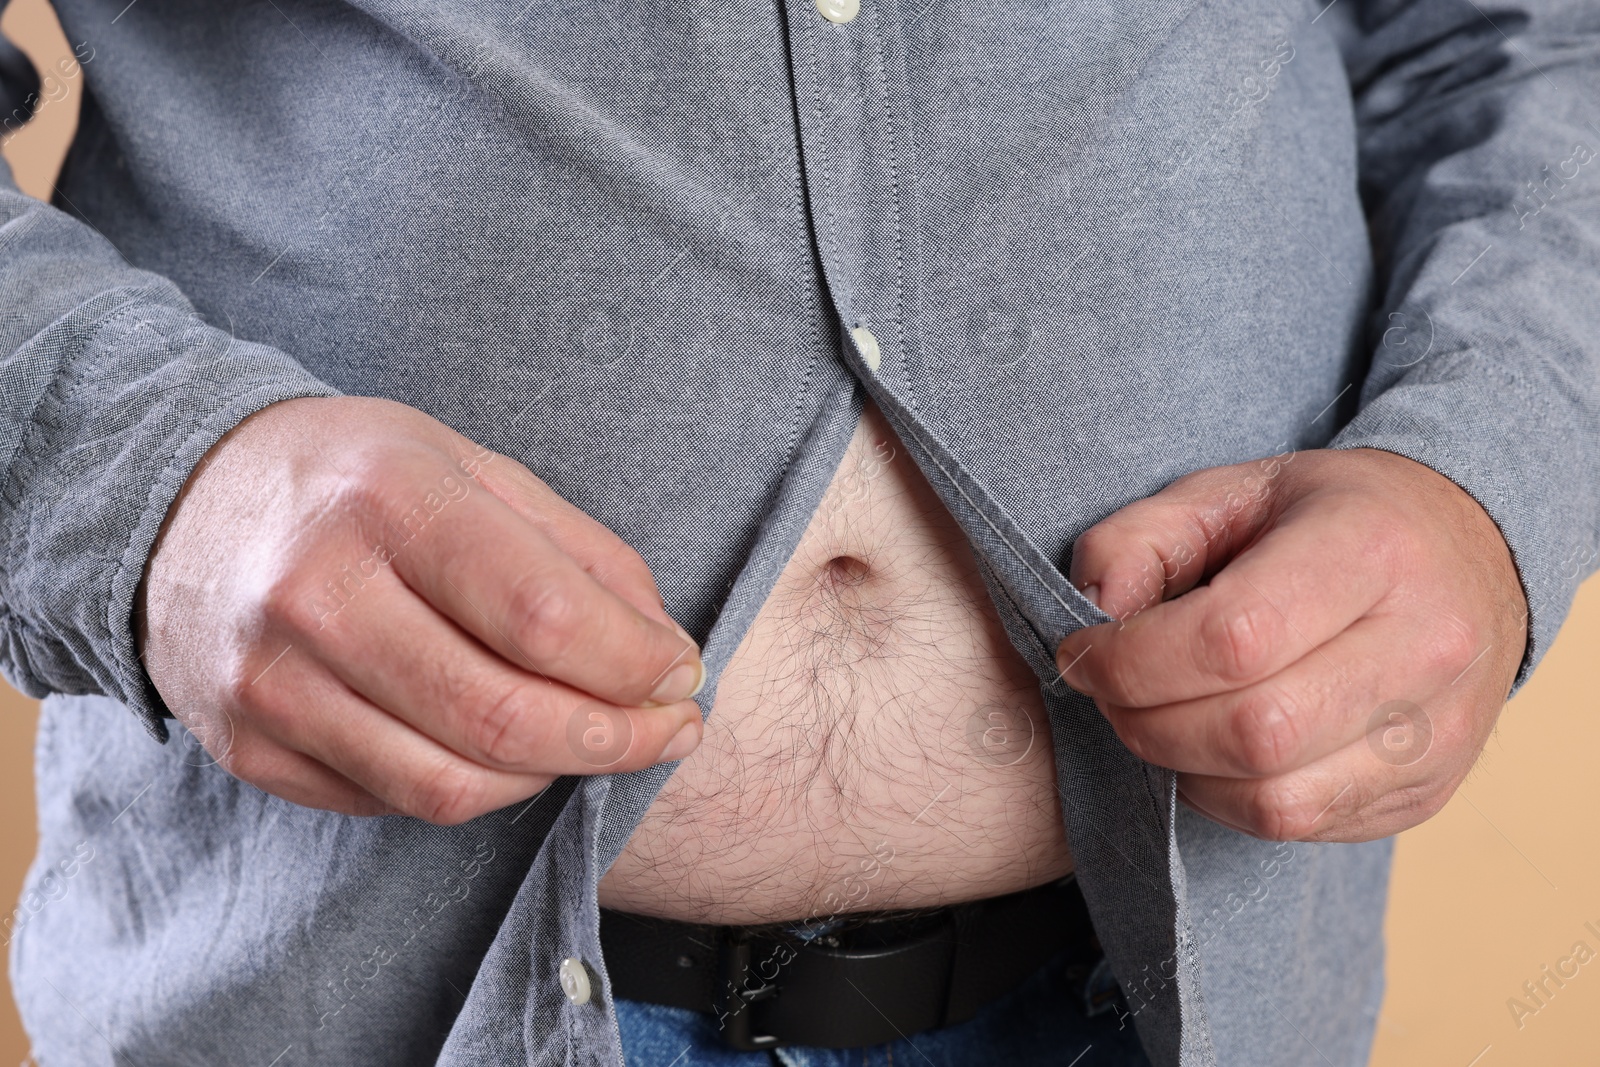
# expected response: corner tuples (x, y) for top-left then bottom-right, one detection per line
(2, 1), (1598, 1062)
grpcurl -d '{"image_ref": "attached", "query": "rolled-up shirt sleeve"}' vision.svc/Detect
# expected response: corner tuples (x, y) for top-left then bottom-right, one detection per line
(1325, 0), (1600, 696)
(0, 84), (341, 743)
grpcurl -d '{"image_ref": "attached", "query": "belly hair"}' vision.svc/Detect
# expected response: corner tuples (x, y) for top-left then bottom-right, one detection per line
(638, 551), (1054, 893)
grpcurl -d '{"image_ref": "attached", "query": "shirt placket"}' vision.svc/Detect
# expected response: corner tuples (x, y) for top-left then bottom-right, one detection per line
(781, 0), (908, 396)
(782, 1), (1214, 1063)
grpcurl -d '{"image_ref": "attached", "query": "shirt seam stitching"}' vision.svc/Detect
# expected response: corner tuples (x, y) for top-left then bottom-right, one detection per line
(807, 19), (845, 321)
(865, 1), (909, 399)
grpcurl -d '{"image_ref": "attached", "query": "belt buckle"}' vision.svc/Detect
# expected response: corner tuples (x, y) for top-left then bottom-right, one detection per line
(714, 928), (783, 1051)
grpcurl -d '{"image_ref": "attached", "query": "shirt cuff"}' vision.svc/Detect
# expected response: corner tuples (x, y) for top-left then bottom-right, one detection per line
(0, 286), (343, 743)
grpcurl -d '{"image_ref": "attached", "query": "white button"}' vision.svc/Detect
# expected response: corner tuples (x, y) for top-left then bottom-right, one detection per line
(559, 958), (592, 1005)
(851, 326), (881, 371)
(817, 0), (859, 23)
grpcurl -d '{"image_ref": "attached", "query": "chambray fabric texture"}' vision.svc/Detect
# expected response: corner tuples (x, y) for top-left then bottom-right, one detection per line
(1, 0), (1597, 1063)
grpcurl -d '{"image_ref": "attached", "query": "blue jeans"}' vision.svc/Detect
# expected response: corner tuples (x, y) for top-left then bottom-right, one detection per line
(614, 941), (1155, 1066)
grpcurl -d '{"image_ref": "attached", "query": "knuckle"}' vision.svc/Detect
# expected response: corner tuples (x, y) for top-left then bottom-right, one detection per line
(259, 573), (316, 631)
(1239, 779), (1315, 841)
(404, 761), (489, 826)
(214, 738), (264, 784)
(1227, 688), (1304, 777)
(1362, 509), (1424, 581)
(336, 448), (412, 506)
(508, 573), (582, 666)
(261, 571), (357, 643)
(1076, 517), (1164, 591)
(341, 447), (454, 529)
(220, 664), (257, 711)
(1369, 511), (1418, 562)
(1072, 522), (1117, 564)
(221, 656), (276, 714)
(1425, 617), (1480, 676)
(1378, 782), (1444, 829)
(324, 455), (395, 520)
(1401, 783), (1452, 826)
(1200, 592), (1280, 683)
(466, 683), (539, 767)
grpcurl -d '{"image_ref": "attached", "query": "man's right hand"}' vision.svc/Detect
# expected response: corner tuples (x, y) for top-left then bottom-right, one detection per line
(134, 395), (705, 824)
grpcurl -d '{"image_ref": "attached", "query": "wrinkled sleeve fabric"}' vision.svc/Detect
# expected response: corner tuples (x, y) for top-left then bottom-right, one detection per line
(0, 58), (342, 743)
(1325, 0), (1600, 694)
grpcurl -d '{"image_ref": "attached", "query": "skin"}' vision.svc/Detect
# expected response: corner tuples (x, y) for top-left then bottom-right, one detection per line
(1056, 446), (1529, 844)
(135, 395), (707, 824)
(141, 396), (1528, 843)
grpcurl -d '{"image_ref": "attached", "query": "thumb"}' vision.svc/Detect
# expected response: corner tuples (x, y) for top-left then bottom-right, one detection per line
(1069, 456), (1294, 622)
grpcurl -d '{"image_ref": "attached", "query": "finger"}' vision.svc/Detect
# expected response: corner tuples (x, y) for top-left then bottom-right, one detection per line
(1067, 460), (1288, 620)
(1059, 490), (1398, 708)
(469, 454), (688, 631)
(250, 667), (554, 824)
(1175, 703), (1455, 843)
(256, 660), (701, 824)
(1101, 616), (1449, 779)
(219, 737), (398, 818)
(383, 483), (704, 708)
(310, 579), (703, 772)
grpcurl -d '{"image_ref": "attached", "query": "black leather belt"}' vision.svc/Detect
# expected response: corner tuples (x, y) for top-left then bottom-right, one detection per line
(599, 874), (1101, 1050)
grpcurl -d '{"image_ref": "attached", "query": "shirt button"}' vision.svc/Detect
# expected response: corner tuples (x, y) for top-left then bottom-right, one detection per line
(559, 958), (592, 1005)
(817, 0), (860, 23)
(850, 326), (881, 372)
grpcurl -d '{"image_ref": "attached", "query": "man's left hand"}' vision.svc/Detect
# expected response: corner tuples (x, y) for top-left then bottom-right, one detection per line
(1055, 447), (1529, 843)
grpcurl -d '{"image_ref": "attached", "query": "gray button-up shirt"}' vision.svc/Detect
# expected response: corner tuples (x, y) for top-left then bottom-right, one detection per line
(3, 0), (1597, 1063)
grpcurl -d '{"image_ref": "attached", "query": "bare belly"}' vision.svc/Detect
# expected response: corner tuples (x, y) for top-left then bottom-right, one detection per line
(598, 398), (1075, 924)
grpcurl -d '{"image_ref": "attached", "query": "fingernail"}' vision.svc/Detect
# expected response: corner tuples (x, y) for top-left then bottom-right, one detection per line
(659, 718), (702, 763)
(648, 660), (704, 705)
(1082, 584), (1101, 608)
(1057, 646), (1094, 694)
